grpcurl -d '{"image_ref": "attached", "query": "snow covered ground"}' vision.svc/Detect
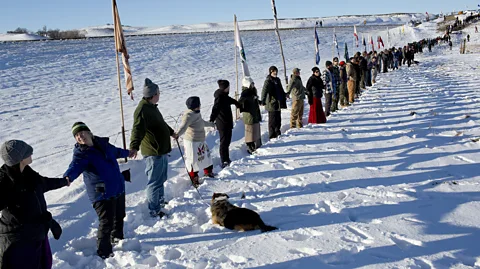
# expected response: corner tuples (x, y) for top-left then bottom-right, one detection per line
(1, 18), (480, 268)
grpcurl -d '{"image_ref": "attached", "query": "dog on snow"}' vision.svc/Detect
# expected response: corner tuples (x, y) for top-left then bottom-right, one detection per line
(210, 193), (277, 232)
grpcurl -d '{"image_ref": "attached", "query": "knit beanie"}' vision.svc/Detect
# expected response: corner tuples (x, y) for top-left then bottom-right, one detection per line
(0, 140), (33, 166)
(325, 61), (333, 67)
(143, 78), (159, 98)
(311, 67), (320, 73)
(186, 96), (201, 110)
(72, 122), (91, 137)
(242, 77), (254, 88)
(217, 80), (230, 91)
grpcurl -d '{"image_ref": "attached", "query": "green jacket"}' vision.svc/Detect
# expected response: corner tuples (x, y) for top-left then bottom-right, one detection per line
(130, 99), (174, 156)
(286, 75), (306, 101)
(239, 86), (262, 125)
(261, 75), (287, 112)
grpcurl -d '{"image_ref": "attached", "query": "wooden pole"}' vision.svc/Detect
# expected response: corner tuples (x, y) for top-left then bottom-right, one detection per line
(112, 0), (127, 162)
(234, 15), (240, 120)
(271, 0), (288, 86)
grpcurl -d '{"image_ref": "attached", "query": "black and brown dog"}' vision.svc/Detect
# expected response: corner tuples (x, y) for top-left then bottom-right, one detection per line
(211, 193), (277, 232)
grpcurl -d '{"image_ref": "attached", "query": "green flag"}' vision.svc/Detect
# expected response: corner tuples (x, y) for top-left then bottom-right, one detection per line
(344, 42), (350, 62)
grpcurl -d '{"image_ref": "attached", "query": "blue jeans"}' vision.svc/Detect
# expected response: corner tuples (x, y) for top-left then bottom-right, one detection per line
(144, 154), (168, 213)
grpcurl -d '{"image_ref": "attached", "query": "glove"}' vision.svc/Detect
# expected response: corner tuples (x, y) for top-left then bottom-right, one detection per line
(122, 169), (131, 182)
(50, 219), (62, 240)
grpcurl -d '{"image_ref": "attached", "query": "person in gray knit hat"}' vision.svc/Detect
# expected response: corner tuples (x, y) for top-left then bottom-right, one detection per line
(0, 140), (33, 166)
(0, 140), (69, 268)
(130, 78), (178, 219)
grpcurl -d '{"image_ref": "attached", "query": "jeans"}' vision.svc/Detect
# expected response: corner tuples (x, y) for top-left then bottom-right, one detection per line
(144, 154), (168, 213)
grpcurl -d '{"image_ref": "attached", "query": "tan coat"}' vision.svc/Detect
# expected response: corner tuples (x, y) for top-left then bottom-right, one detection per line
(176, 110), (215, 142)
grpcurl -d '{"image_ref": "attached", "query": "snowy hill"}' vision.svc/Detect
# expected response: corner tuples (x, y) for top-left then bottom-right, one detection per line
(0, 13), (425, 41)
(1, 17), (480, 268)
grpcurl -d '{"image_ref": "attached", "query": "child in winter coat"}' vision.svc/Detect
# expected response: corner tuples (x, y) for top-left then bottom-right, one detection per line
(238, 77), (262, 154)
(176, 97), (215, 186)
(0, 140), (69, 269)
(64, 122), (134, 259)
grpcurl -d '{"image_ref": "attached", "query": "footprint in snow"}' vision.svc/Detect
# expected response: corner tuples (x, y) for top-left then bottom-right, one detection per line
(282, 231), (311, 242)
(320, 172), (332, 179)
(346, 225), (374, 245)
(289, 247), (318, 256)
(453, 155), (475, 164)
(390, 234), (423, 250)
(272, 163), (294, 170)
(411, 258), (435, 269)
(316, 200), (340, 213)
(162, 248), (183, 260)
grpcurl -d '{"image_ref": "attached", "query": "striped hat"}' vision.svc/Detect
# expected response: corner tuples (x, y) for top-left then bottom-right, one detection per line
(71, 122), (91, 137)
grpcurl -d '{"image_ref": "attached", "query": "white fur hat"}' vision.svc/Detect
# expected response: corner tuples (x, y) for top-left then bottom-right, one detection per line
(242, 76), (254, 88)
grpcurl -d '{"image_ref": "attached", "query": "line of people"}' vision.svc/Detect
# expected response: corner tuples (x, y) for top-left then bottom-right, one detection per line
(0, 34), (444, 265)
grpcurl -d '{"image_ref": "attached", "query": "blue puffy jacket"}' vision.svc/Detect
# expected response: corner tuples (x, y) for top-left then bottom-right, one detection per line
(64, 136), (129, 203)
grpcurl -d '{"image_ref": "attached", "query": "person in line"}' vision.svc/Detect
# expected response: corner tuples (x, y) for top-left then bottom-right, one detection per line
(338, 61), (349, 107)
(209, 79), (242, 168)
(331, 57), (341, 112)
(65, 122), (134, 259)
(306, 67), (327, 123)
(176, 96), (215, 186)
(346, 58), (357, 104)
(239, 77), (262, 154)
(0, 140), (69, 268)
(286, 68), (306, 128)
(261, 66), (287, 139)
(322, 61), (335, 117)
(130, 78), (178, 219)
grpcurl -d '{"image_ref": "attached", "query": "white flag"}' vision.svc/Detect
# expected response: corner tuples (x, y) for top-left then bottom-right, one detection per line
(235, 18), (250, 77)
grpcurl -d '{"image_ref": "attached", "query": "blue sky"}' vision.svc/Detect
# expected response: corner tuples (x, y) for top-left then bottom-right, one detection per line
(1, 0), (477, 33)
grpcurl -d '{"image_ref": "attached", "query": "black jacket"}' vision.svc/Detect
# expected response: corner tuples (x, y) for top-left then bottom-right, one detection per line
(210, 89), (240, 130)
(0, 165), (68, 268)
(306, 75), (324, 104)
(238, 86), (262, 125)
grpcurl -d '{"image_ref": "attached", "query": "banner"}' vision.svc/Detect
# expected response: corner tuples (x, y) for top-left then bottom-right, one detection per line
(234, 18), (250, 77)
(314, 26), (320, 65)
(113, 0), (134, 100)
(354, 25), (359, 47)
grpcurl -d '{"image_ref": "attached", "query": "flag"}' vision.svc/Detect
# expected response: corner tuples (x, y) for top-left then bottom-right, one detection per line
(113, 0), (134, 100)
(362, 36), (366, 48)
(314, 26), (320, 65)
(370, 35), (374, 52)
(344, 42), (349, 62)
(377, 36), (384, 48)
(333, 29), (340, 58)
(234, 17), (250, 77)
(354, 25), (359, 47)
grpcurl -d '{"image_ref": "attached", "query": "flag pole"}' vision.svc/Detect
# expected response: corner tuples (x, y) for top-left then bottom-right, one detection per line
(234, 15), (240, 120)
(112, 0), (128, 161)
(271, 0), (288, 86)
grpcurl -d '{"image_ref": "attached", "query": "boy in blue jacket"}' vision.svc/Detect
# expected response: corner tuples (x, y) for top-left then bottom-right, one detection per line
(64, 122), (134, 259)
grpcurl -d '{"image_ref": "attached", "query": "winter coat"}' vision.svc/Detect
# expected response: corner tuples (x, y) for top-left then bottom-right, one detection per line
(65, 136), (130, 203)
(130, 98), (174, 157)
(360, 58), (368, 71)
(261, 75), (287, 112)
(238, 86), (262, 125)
(322, 69), (335, 94)
(353, 63), (361, 83)
(209, 89), (240, 130)
(306, 75), (324, 104)
(332, 66), (341, 89)
(346, 62), (356, 81)
(0, 165), (68, 268)
(286, 75), (306, 101)
(339, 66), (347, 83)
(176, 110), (214, 142)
